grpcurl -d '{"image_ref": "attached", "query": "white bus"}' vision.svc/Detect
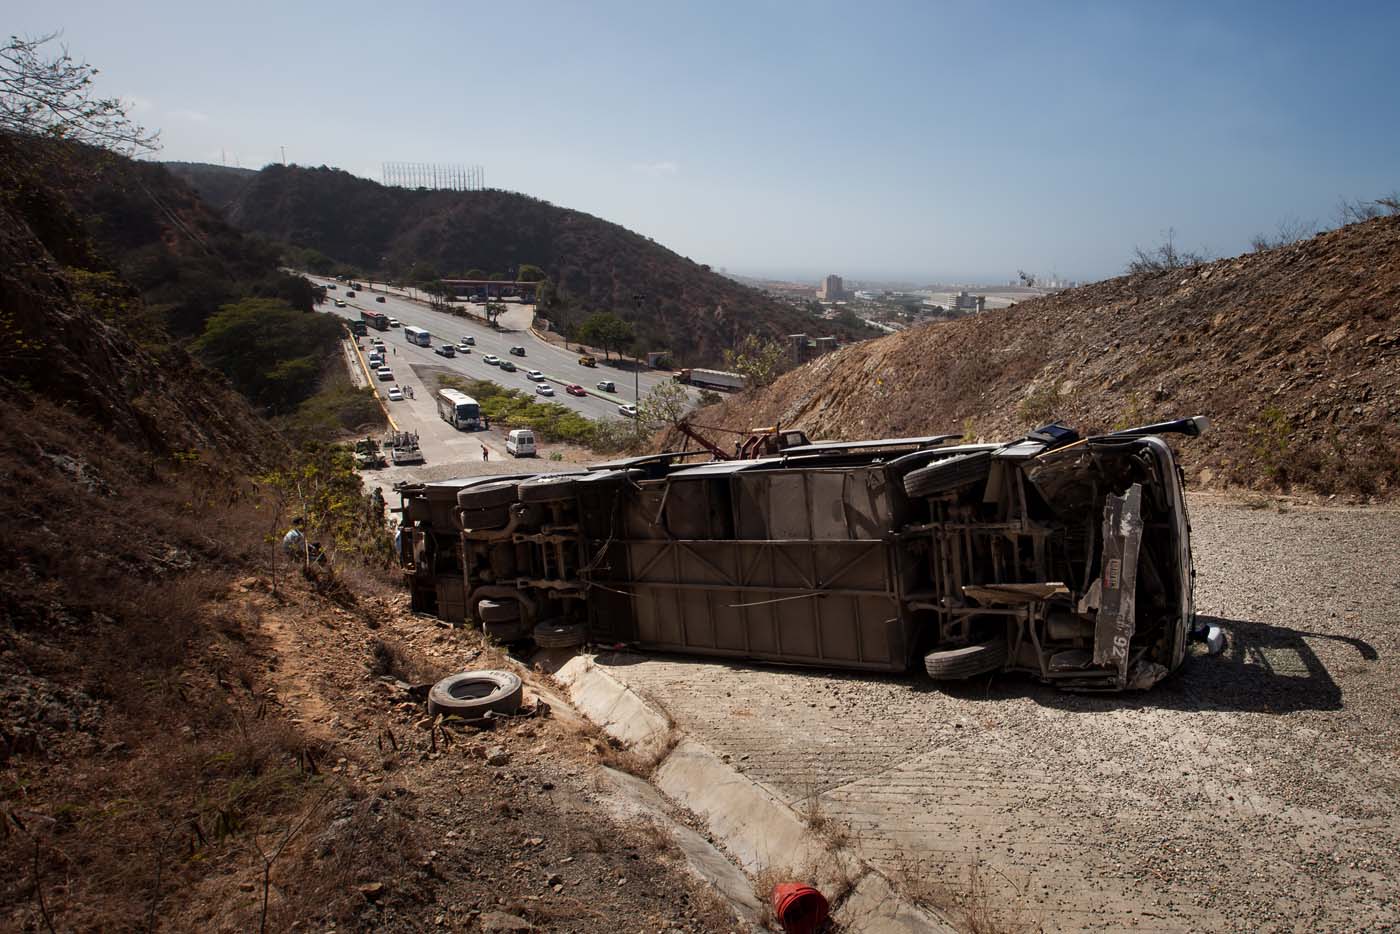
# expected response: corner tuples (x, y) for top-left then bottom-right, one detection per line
(403, 325), (431, 347)
(436, 388), (483, 430)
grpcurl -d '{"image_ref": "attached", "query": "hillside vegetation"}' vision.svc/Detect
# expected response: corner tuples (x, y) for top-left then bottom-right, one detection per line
(167, 162), (871, 364)
(701, 216), (1400, 497)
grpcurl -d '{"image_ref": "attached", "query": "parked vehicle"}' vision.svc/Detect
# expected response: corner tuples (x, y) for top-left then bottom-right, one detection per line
(536, 384), (555, 397)
(565, 384), (586, 396)
(367, 353), (384, 368)
(376, 366), (394, 381)
(674, 368), (747, 392)
(435, 343), (456, 358)
(617, 404), (638, 418)
(596, 380), (617, 393)
(353, 437), (386, 469)
(395, 417), (1210, 690)
(435, 388), (483, 430)
(578, 355), (597, 367)
(505, 429), (536, 458)
(526, 370), (544, 381)
(509, 346), (526, 357)
(387, 386), (404, 401)
(384, 429), (425, 465)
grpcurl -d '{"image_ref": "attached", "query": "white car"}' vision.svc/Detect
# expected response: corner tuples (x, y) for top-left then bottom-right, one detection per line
(376, 366), (394, 381)
(388, 318), (401, 328)
(482, 354), (500, 366)
(617, 403), (638, 418)
(457, 341), (473, 354)
(460, 335), (476, 346)
(535, 384), (555, 397)
(526, 370), (545, 381)
(387, 386), (404, 401)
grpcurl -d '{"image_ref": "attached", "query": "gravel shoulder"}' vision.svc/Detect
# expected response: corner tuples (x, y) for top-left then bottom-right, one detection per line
(596, 494), (1400, 932)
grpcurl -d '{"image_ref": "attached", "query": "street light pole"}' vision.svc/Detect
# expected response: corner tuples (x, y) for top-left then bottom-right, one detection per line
(632, 293), (645, 440)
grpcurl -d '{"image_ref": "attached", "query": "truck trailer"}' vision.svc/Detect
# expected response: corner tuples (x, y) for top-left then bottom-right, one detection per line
(673, 368), (747, 392)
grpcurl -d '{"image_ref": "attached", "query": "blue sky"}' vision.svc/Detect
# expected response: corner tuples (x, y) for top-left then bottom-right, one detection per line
(8, 0), (1399, 282)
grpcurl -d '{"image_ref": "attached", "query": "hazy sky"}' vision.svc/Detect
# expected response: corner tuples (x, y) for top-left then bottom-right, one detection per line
(8, 1), (1400, 282)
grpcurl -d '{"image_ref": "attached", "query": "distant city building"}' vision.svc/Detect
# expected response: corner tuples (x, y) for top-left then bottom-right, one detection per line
(818, 274), (848, 301)
(854, 289), (883, 301)
(950, 291), (985, 313)
(787, 332), (842, 364)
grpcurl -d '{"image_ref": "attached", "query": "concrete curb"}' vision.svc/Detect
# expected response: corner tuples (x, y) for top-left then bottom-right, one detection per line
(554, 654), (955, 933)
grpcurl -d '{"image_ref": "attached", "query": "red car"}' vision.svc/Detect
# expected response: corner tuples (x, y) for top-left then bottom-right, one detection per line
(565, 384), (587, 397)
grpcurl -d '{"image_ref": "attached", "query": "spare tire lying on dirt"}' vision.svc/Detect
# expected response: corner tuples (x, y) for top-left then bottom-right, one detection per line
(903, 451), (993, 499)
(923, 638), (1008, 680)
(427, 670), (524, 718)
(533, 619), (588, 649)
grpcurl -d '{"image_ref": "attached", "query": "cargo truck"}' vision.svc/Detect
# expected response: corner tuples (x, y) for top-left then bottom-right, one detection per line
(674, 368), (747, 392)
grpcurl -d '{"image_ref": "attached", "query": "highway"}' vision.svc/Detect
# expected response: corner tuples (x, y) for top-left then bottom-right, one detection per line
(307, 275), (691, 422)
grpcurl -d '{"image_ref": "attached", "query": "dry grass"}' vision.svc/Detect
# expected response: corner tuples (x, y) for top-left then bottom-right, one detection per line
(890, 855), (1044, 934)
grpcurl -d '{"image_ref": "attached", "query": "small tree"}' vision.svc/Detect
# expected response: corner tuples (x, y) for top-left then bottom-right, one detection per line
(517, 263), (546, 282)
(484, 301), (506, 326)
(576, 312), (635, 359)
(722, 334), (787, 389)
(0, 33), (158, 155)
(1250, 216), (1316, 252)
(1125, 228), (1209, 274)
(637, 380), (692, 431)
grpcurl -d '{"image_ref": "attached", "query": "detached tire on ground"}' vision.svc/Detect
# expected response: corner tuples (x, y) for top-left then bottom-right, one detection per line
(533, 619), (588, 649)
(458, 480), (520, 511)
(903, 451), (993, 499)
(923, 638), (1009, 680)
(427, 670), (523, 718)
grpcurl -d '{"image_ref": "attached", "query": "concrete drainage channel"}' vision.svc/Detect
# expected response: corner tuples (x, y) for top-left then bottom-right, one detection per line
(547, 652), (955, 933)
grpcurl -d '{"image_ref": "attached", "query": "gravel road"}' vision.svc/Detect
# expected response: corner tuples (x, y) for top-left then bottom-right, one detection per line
(599, 494), (1400, 931)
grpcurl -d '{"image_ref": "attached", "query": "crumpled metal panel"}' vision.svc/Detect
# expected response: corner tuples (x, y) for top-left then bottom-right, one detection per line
(1092, 483), (1144, 685)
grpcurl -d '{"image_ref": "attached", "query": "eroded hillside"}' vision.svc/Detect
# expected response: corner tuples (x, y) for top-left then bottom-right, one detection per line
(704, 217), (1400, 496)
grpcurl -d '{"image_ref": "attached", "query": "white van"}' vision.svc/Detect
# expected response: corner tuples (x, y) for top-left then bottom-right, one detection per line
(505, 429), (536, 458)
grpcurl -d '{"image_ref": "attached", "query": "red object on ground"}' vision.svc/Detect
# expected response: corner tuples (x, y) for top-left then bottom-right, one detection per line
(771, 883), (830, 934)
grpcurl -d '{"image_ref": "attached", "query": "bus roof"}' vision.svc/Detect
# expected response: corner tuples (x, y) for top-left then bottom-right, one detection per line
(439, 388), (479, 405)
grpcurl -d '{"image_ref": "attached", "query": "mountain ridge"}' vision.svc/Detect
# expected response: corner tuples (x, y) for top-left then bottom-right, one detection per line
(165, 161), (873, 364)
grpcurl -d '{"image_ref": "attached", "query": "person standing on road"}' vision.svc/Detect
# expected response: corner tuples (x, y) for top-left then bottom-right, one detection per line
(481, 443), (489, 462)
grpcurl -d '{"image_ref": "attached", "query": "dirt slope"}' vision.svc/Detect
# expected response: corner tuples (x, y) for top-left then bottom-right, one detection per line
(707, 216), (1400, 496)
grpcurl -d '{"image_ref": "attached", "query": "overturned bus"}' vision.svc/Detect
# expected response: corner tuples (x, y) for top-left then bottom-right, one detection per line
(396, 418), (1209, 691)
